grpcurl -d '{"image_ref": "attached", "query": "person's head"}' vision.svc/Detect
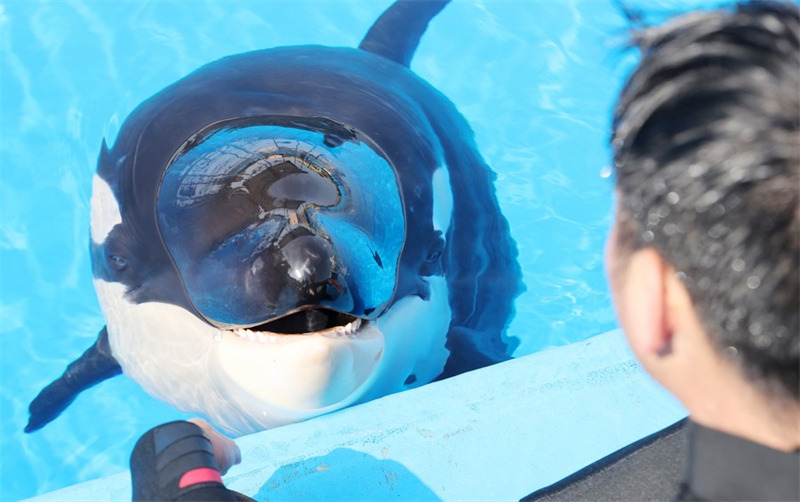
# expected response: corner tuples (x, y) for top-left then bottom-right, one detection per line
(606, 0), (799, 444)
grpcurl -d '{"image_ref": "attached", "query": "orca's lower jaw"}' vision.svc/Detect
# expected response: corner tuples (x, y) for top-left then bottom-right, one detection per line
(211, 311), (385, 432)
(230, 308), (367, 341)
(93, 276), (450, 436)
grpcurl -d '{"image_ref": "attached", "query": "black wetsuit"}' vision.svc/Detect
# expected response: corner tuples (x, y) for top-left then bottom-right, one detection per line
(522, 419), (800, 502)
(130, 421), (251, 502)
(677, 422), (800, 501)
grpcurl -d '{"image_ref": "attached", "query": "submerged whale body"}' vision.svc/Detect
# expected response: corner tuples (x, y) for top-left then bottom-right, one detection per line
(27, 0), (522, 435)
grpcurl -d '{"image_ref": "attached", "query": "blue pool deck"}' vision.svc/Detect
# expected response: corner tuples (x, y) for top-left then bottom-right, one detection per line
(24, 329), (686, 501)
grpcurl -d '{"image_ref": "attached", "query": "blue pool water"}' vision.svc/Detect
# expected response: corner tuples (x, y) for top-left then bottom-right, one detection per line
(1, 1), (718, 500)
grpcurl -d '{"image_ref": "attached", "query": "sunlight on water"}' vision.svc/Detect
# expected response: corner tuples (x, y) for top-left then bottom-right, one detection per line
(0, 1), (725, 499)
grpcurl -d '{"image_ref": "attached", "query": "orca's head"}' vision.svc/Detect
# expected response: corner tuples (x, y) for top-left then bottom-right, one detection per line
(79, 0), (518, 436)
(91, 109), (454, 434)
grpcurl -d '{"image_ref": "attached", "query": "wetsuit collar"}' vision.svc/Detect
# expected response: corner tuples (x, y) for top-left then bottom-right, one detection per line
(680, 420), (800, 501)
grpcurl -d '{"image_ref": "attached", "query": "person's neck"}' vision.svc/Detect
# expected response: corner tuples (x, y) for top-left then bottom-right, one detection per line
(685, 361), (800, 452)
(649, 274), (799, 452)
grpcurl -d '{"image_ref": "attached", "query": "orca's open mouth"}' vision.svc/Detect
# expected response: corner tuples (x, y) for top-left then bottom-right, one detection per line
(230, 308), (365, 341)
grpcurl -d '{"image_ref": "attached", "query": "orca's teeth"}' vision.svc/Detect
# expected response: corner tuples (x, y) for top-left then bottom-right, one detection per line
(231, 328), (274, 342)
(344, 318), (362, 335)
(328, 317), (363, 337)
(229, 317), (365, 342)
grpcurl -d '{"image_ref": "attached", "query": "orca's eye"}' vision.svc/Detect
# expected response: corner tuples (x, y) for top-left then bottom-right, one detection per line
(426, 233), (445, 263)
(107, 253), (128, 271)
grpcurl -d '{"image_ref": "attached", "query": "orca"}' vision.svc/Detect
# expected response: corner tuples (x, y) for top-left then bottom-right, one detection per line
(26, 0), (522, 435)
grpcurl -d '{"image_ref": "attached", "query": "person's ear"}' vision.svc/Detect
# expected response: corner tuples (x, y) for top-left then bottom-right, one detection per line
(621, 248), (672, 356)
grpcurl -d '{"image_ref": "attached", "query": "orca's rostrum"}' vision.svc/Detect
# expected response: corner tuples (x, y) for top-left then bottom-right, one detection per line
(27, 0), (522, 435)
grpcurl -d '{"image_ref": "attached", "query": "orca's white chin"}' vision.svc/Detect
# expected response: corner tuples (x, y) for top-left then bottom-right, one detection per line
(209, 316), (385, 428)
(93, 274), (450, 436)
(94, 279), (386, 435)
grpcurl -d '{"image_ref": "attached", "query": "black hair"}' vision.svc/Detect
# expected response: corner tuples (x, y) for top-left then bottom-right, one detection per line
(612, 1), (799, 402)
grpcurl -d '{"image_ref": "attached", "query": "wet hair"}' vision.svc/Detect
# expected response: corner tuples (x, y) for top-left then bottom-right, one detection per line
(611, 1), (799, 403)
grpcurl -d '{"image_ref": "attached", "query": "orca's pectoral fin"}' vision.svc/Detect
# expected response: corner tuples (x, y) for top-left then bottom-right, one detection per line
(437, 326), (512, 381)
(25, 327), (122, 433)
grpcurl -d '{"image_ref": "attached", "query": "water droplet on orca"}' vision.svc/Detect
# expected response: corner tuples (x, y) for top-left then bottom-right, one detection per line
(666, 191), (680, 205)
(746, 275), (761, 289)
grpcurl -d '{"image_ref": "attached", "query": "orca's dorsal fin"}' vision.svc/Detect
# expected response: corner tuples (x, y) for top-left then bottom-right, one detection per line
(359, 0), (451, 68)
